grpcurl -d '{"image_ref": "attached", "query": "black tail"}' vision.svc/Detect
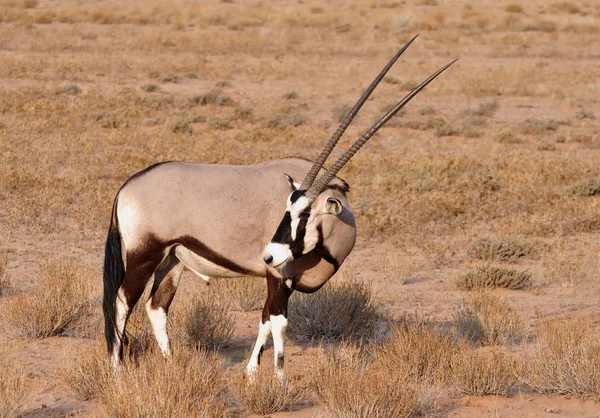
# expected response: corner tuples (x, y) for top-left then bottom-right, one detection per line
(103, 196), (125, 355)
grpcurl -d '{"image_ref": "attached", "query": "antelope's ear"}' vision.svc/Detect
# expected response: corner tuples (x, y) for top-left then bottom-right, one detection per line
(326, 197), (343, 215)
(284, 173), (299, 192)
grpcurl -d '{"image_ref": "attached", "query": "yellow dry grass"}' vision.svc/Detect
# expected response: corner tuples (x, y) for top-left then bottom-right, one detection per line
(233, 370), (307, 415)
(1, 0), (599, 415)
(0, 340), (27, 418)
(0, 260), (96, 339)
(453, 291), (523, 346)
(519, 319), (600, 397)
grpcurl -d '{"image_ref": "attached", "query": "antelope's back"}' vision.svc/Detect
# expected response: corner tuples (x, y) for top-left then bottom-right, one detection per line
(115, 159), (316, 271)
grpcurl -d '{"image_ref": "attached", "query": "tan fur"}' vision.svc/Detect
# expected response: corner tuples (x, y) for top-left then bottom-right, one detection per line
(116, 158), (355, 283)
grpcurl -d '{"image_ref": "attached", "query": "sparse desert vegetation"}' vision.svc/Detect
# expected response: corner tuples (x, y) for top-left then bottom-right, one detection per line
(0, 260), (96, 339)
(1, 0), (599, 416)
(287, 277), (381, 341)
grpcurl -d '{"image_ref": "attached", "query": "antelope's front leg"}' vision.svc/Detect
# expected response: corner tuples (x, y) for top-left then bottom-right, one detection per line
(247, 273), (292, 379)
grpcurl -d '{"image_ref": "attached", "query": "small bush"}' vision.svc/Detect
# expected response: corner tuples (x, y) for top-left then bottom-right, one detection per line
(312, 343), (418, 418)
(457, 265), (532, 290)
(0, 341), (27, 418)
(207, 117), (233, 130)
(140, 83), (159, 92)
(495, 131), (524, 144)
(234, 370), (305, 415)
(470, 238), (535, 262)
(282, 91), (299, 99)
(262, 113), (307, 129)
(22, 0), (39, 8)
(471, 100), (498, 117)
(60, 339), (112, 401)
(287, 278), (380, 341)
(374, 315), (455, 386)
(165, 116), (193, 134)
(1, 260), (95, 339)
(190, 89), (234, 107)
(0, 252), (9, 297)
(505, 4), (523, 13)
(380, 255), (420, 284)
(453, 291), (523, 346)
(101, 349), (229, 417)
(452, 347), (517, 395)
(170, 294), (234, 350)
(210, 277), (265, 312)
(519, 319), (600, 396)
(435, 121), (463, 137)
(419, 106), (437, 115)
(567, 178), (600, 196)
(55, 83), (81, 95)
(575, 109), (596, 120)
(519, 118), (557, 135)
(537, 140), (556, 151)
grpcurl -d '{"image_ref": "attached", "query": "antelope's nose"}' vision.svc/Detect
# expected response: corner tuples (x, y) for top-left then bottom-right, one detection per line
(263, 254), (274, 265)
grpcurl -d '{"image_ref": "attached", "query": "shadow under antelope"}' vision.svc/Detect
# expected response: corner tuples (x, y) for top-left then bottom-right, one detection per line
(102, 35), (456, 378)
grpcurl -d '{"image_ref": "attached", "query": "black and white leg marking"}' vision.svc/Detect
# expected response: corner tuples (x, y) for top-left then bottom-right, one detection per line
(145, 256), (184, 358)
(247, 272), (292, 379)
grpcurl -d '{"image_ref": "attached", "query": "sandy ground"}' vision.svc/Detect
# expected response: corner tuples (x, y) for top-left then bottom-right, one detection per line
(1, 0), (600, 416)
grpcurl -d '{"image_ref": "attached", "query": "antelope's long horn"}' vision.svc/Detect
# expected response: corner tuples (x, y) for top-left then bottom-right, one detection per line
(298, 34), (419, 191)
(306, 59), (458, 199)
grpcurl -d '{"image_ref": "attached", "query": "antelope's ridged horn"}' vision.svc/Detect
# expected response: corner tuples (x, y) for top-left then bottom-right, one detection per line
(298, 34), (420, 191)
(306, 59), (458, 199)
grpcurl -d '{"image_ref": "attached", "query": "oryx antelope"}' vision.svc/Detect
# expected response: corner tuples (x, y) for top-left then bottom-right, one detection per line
(103, 35), (456, 377)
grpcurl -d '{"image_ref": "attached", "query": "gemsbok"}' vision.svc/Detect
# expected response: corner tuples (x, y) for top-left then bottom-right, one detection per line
(103, 35), (456, 378)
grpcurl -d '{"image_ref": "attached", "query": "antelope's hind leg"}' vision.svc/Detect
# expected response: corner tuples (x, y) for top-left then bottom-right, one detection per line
(112, 256), (158, 369)
(145, 255), (184, 358)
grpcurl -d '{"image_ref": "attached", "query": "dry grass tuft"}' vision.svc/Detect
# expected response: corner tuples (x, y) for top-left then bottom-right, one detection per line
(1, 260), (95, 339)
(537, 140), (557, 151)
(22, 0), (38, 9)
(60, 339), (112, 401)
(453, 291), (523, 346)
(234, 370), (306, 415)
(62, 335), (229, 416)
(0, 341), (27, 418)
(380, 255), (420, 284)
(140, 83), (159, 92)
(165, 116), (193, 134)
(519, 118), (557, 135)
(505, 4), (523, 13)
(210, 276), (266, 312)
(452, 346), (518, 395)
(374, 315), (455, 386)
(102, 349), (229, 417)
(190, 89), (234, 107)
(170, 294), (235, 350)
(519, 319), (600, 397)
(494, 131), (524, 144)
(470, 238), (535, 262)
(457, 265), (532, 290)
(567, 178), (600, 196)
(471, 100), (499, 117)
(55, 83), (81, 95)
(287, 277), (381, 341)
(0, 252), (10, 297)
(312, 343), (418, 418)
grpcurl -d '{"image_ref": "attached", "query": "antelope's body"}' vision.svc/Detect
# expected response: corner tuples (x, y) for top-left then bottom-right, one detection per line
(103, 35), (456, 377)
(104, 158), (355, 375)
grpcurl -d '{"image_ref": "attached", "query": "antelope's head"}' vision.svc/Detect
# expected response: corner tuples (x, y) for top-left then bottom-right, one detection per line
(263, 35), (456, 270)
